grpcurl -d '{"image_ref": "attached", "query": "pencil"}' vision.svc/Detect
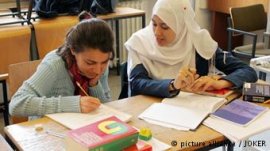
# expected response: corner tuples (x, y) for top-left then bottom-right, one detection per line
(76, 81), (89, 96)
(263, 99), (270, 104)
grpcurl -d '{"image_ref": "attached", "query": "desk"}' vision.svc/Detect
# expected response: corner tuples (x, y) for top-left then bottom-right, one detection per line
(207, 0), (268, 50)
(28, 5), (145, 74)
(4, 95), (235, 151)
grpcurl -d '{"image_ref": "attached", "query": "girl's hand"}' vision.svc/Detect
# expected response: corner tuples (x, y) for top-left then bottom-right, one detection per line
(80, 96), (101, 113)
(173, 67), (199, 90)
(191, 76), (233, 92)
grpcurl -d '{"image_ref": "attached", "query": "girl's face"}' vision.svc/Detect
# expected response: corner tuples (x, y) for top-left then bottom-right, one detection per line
(72, 48), (110, 79)
(152, 15), (176, 47)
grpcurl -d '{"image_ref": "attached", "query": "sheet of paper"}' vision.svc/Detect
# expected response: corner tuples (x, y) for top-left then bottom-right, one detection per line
(249, 129), (270, 151)
(46, 104), (132, 129)
(149, 137), (171, 151)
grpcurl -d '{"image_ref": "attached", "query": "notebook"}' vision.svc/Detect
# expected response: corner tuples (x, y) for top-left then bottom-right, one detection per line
(211, 99), (268, 126)
(139, 92), (227, 130)
(46, 104), (132, 129)
(204, 110), (270, 142)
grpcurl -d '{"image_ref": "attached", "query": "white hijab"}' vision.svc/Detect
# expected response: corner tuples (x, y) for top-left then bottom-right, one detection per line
(125, 0), (217, 79)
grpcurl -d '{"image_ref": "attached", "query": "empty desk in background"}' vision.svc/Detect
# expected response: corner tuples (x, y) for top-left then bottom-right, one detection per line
(207, 0), (268, 50)
(97, 7), (146, 75)
(0, 24), (31, 126)
(4, 95), (240, 151)
(29, 7), (145, 74)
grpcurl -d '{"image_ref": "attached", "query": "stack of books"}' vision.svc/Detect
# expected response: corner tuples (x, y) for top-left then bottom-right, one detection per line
(243, 82), (270, 103)
(65, 116), (139, 151)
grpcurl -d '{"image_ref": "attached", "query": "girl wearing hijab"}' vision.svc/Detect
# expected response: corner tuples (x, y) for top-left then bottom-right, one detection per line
(9, 13), (114, 119)
(125, 0), (257, 98)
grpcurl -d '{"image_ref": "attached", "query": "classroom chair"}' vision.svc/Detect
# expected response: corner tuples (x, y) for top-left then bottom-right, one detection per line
(118, 62), (128, 99)
(227, 4), (270, 62)
(0, 24), (31, 126)
(8, 60), (41, 124)
(32, 16), (79, 59)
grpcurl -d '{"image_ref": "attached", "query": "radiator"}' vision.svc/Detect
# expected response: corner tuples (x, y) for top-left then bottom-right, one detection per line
(109, 0), (144, 67)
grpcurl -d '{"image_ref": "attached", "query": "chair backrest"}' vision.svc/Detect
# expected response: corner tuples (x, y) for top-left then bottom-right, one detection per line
(33, 16), (78, 59)
(8, 60), (41, 123)
(0, 25), (31, 74)
(230, 4), (267, 32)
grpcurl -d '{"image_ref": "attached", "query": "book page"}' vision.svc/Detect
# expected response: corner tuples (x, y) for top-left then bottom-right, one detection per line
(162, 92), (226, 113)
(139, 103), (209, 130)
(46, 104), (132, 129)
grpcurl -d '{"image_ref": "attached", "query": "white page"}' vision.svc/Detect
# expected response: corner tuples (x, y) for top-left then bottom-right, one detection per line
(142, 118), (190, 131)
(46, 104), (132, 129)
(249, 129), (270, 151)
(139, 103), (209, 130)
(149, 138), (171, 151)
(162, 92), (226, 113)
(203, 110), (270, 142)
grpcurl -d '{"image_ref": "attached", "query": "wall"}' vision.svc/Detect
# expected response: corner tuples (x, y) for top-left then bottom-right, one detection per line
(194, 0), (212, 31)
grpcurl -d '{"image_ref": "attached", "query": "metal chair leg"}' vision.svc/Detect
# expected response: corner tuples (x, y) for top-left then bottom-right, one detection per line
(1, 80), (10, 126)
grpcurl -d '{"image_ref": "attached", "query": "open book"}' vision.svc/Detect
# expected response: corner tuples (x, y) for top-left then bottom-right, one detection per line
(138, 92), (227, 131)
(46, 104), (132, 129)
(211, 99), (269, 126)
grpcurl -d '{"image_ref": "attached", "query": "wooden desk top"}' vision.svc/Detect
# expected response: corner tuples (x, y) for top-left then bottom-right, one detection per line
(97, 7), (145, 20)
(30, 7), (145, 25)
(0, 0), (29, 10)
(208, 0), (268, 14)
(4, 95), (231, 151)
(0, 73), (8, 81)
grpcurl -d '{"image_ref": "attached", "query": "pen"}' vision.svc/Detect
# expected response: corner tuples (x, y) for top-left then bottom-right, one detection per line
(76, 81), (89, 96)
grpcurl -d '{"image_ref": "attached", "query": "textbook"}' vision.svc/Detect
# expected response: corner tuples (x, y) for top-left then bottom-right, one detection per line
(139, 92), (227, 130)
(65, 116), (138, 151)
(211, 99), (268, 126)
(46, 104), (132, 129)
(242, 82), (270, 103)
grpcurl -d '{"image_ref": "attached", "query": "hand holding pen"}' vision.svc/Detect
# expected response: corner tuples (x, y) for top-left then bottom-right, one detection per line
(172, 67), (199, 91)
(76, 81), (101, 113)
